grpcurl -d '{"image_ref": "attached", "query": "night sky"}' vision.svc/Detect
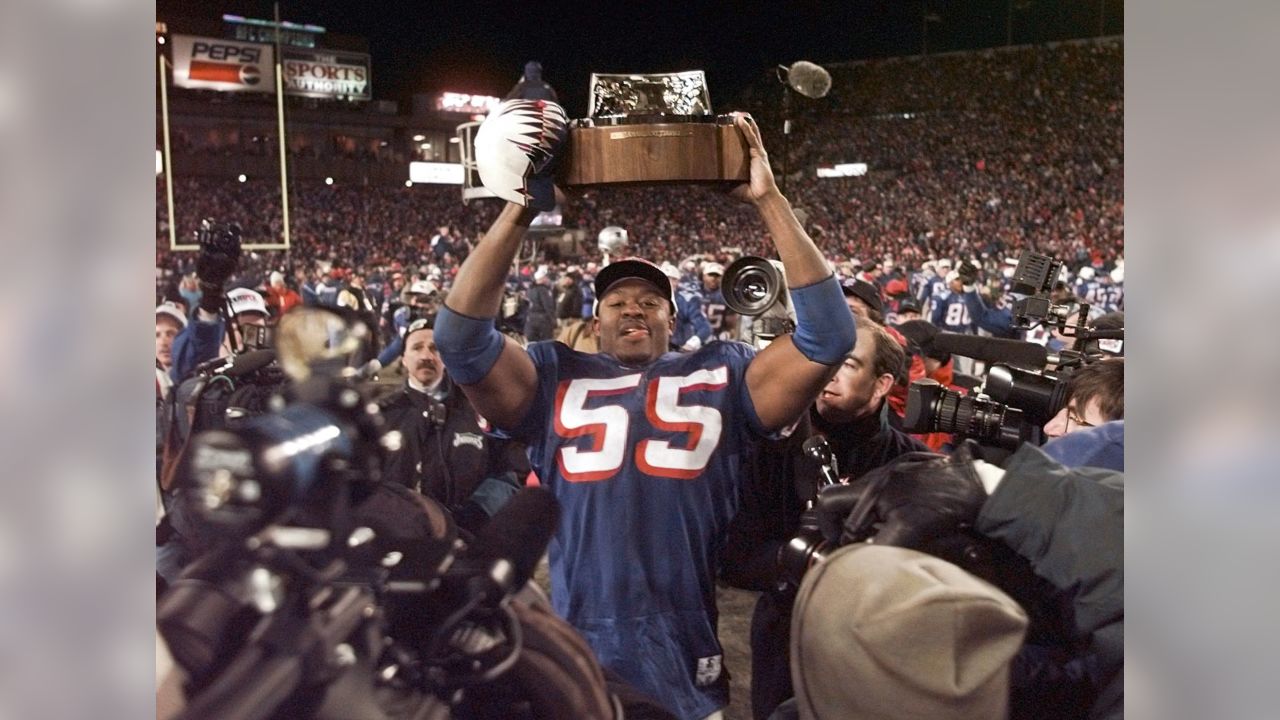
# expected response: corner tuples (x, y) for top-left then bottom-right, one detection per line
(157, 0), (1121, 117)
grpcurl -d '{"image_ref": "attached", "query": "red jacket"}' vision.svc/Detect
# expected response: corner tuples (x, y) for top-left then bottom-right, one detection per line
(266, 286), (302, 317)
(884, 324), (963, 452)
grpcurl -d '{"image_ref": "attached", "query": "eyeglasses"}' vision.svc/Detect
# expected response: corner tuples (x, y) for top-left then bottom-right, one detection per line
(1065, 407), (1096, 431)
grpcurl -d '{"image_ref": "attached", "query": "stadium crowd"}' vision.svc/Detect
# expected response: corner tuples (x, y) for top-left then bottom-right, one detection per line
(157, 38), (1123, 720)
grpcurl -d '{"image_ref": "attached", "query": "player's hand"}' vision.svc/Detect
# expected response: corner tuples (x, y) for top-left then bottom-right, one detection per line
(727, 113), (780, 205)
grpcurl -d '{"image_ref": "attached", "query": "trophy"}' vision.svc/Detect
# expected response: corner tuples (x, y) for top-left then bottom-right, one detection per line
(559, 71), (750, 186)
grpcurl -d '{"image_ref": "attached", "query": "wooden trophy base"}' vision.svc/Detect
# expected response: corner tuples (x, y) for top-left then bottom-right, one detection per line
(560, 117), (750, 186)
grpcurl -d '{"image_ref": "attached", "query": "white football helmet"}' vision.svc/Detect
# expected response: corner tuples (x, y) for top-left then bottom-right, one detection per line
(473, 99), (569, 208)
(597, 226), (629, 254)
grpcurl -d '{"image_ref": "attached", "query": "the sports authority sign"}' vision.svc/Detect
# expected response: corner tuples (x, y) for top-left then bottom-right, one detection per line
(171, 35), (273, 93)
(282, 48), (372, 100)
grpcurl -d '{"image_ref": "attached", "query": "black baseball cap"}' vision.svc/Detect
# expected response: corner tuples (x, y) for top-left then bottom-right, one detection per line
(840, 277), (884, 315)
(593, 258), (677, 315)
(405, 314), (437, 340)
(897, 298), (922, 315)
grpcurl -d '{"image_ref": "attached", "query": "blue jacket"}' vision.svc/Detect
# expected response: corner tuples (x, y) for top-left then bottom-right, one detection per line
(169, 314), (225, 383)
(672, 288), (713, 350)
(1042, 421), (1124, 472)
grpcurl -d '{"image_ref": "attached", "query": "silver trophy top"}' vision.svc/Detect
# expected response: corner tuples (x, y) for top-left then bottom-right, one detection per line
(587, 71), (712, 118)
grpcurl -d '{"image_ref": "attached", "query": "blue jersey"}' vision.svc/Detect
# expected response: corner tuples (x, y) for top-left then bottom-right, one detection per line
(672, 287), (713, 351)
(392, 305), (412, 337)
(1090, 282), (1123, 313)
(931, 290), (978, 334)
(497, 341), (770, 719)
(702, 287), (728, 338)
(920, 275), (947, 317)
(1075, 279), (1101, 304)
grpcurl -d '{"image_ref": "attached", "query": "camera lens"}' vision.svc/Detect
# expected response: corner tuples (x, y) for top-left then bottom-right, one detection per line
(722, 257), (784, 316)
(741, 274), (769, 302)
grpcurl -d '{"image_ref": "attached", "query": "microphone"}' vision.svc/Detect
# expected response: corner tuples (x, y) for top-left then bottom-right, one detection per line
(801, 435), (841, 498)
(784, 61), (832, 99)
(931, 332), (1048, 369)
(195, 349), (276, 378)
(463, 486), (561, 601)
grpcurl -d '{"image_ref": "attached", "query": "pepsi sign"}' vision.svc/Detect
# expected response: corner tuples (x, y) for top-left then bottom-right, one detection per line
(171, 35), (274, 93)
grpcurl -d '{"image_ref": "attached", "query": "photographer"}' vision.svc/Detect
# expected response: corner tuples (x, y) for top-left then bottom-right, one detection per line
(795, 444), (1123, 720)
(721, 315), (927, 720)
(377, 316), (530, 535)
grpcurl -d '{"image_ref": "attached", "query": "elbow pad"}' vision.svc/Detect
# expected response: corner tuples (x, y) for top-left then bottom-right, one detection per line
(790, 275), (857, 365)
(434, 306), (506, 385)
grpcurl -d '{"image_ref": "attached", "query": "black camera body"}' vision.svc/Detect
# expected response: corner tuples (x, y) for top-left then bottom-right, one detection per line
(903, 361), (1069, 450)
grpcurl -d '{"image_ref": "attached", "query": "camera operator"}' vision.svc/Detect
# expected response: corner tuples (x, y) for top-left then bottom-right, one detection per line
(167, 220), (261, 383)
(721, 314), (927, 720)
(788, 444), (1123, 720)
(1043, 357), (1124, 439)
(377, 316), (531, 535)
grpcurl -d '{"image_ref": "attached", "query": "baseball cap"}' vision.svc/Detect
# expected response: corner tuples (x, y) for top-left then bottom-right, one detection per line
(155, 301), (187, 328)
(702, 262), (724, 276)
(405, 315), (437, 341)
(937, 258), (953, 269)
(226, 287), (268, 318)
(593, 257), (676, 315)
(791, 544), (1027, 720)
(408, 280), (439, 296)
(840, 277), (884, 315)
(897, 298), (922, 315)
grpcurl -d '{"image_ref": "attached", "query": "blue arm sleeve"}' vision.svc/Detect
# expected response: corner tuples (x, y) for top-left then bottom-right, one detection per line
(964, 290), (1016, 337)
(434, 305), (507, 385)
(376, 335), (403, 367)
(169, 318), (225, 383)
(789, 275), (857, 365)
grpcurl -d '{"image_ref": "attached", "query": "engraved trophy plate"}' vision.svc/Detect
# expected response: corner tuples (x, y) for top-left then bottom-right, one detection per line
(560, 71), (749, 186)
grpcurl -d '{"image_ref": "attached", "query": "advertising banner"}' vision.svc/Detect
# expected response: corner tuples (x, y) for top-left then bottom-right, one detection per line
(409, 162), (464, 185)
(436, 92), (500, 114)
(171, 35), (273, 93)
(282, 48), (372, 100)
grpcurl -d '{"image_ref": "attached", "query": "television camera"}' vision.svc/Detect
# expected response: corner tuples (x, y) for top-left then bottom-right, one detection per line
(902, 251), (1124, 450)
(157, 308), (607, 720)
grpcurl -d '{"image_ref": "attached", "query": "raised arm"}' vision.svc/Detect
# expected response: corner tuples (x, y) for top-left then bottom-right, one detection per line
(435, 99), (568, 428)
(435, 203), (542, 428)
(730, 113), (856, 430)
